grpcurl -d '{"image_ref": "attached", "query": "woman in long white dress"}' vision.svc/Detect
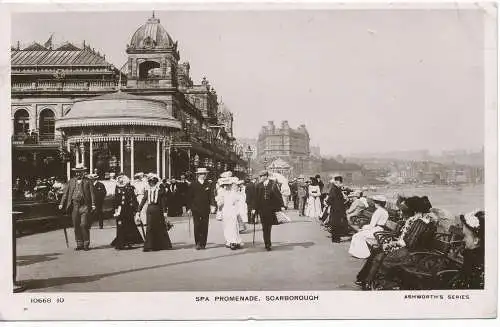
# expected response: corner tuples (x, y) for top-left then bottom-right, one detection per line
(348, 195), (389, 259)
(305, 178), (322, 219)
(216, 177), (243, 250)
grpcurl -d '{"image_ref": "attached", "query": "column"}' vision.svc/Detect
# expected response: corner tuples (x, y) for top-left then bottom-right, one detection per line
(89, 138), (93, 173)
(130, 137), (135, 178)
(168, 147), (172, 179)
(80, 143), (85, 166)
(156, 139), (160, 177)
(66, 141), (71, 181)
(162, 139), (166, 179)
(120, 136), (124, 173)
(75, 143), (80, 165)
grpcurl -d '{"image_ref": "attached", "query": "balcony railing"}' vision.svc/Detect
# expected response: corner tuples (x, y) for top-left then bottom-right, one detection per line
(12, 133), (61, 145)
(12, 80), (125, 92)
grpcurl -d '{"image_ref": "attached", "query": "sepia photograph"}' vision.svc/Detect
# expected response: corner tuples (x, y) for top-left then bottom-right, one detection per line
(0, 1), (497, 321)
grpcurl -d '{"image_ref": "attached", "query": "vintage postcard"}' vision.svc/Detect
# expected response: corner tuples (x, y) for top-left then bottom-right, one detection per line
(0, 0), (497, 321)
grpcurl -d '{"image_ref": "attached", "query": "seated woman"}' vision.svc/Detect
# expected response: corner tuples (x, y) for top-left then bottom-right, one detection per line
(346, 191), (369, 223)
(348, 195), (389, 259)
(355, 196), (435, 289)
(441, 210), (484, 289)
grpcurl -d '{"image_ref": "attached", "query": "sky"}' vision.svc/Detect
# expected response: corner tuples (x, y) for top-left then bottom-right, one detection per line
(11, 9), (486, 156)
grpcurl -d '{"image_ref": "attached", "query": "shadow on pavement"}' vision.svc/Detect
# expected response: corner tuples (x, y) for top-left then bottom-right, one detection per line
(17, 253), (61, 267)
(19, 241), (316, 291)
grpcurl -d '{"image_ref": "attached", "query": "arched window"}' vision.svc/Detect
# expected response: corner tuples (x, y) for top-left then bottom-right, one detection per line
(14, 109), (29, 135)
(139, 60), (161, 79)
(39, 109), (55, 140)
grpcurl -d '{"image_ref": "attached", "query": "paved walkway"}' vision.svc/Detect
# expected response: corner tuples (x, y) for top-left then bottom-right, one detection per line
(16, 210), (364, 292)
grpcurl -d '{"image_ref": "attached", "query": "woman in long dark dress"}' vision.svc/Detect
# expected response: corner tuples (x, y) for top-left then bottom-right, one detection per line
(111, 175), (144, 249)
(137, 174), (172, 252)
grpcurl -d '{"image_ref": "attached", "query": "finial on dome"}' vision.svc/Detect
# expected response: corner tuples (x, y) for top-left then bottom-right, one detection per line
(152, 10), (155, 18)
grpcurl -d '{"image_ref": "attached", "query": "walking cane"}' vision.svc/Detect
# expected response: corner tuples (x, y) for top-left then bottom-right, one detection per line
(63, 226), (69, 248)
(58, 208), (69, 248)
(252, 212), (256, 246)
(139, 222), (146, 241)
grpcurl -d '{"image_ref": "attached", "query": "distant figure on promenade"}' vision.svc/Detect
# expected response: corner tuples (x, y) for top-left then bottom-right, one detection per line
(305, 177), (322, 220)
(88, 174), (106, 229)
(253, 170), (285, 251)
(58, 163), (95, 251)
(187, 168), (216, 250)
(111, 175), (144, 250)
(237, 179), (248, 232)
(132, 172), (148, 226)
(177, 174), (190, 215)
(137, 174), (172, 252)
(166, 179), (183, 217)
(245, 177), (257, 224)
(296, 175), (307, 216)
(327, 174), (349, 243)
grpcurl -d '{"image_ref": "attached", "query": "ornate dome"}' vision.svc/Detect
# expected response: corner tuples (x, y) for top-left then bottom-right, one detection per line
(55, 92), (181, 129)
(129, 15), (176, 50)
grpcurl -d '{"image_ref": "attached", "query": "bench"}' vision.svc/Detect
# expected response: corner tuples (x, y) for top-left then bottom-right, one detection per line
(395, 227), (465, 290)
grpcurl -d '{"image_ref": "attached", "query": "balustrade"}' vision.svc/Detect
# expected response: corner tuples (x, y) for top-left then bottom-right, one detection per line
(11, 79), (120, 92)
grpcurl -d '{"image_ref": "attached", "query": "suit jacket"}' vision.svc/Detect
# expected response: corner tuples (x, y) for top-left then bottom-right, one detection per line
(327, 184), (347, 222)
(245, 182), (256, 209)
(187, 180), (215, 216)
(59, 177), (95, 212)
(254, 179), (284, 222)
(93, 181), (107, 207)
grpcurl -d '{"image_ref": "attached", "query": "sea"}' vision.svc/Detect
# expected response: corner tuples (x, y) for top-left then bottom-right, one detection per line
(361, 184), (485, 216)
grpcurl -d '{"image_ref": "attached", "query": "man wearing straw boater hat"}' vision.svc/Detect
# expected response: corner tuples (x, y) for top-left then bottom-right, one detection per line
(252, 170), (285, 251)
(187, 167), (216, 250)
(58, 163), (95, 251)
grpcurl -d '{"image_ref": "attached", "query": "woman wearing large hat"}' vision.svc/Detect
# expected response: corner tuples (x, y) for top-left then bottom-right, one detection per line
(137, 174), (172, 251)
(445, 210), (485, 289)
(349, 195), (389, 259)
(111, 175), (144, 250)
(215, 176), (244, 250)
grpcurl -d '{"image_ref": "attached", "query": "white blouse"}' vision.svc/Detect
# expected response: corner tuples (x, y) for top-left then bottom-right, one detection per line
(367, 207), (389, 229)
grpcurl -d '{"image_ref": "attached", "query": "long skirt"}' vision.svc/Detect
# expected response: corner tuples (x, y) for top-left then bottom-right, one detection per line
(348, 226), (383, 259)
(223, 210), (242, 246)
(111, 211), (144, 249)
(144, 204), (172, 251)
(305, 196), (321, 219)
(136, 195), (148, 225)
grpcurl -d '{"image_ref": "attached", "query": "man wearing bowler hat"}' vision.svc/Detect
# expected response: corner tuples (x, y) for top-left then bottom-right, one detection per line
(88, 173), (106, 229)
(187, 167), (216, 250)
(252, 170), (285, 251)
(59, 163), (95, 251)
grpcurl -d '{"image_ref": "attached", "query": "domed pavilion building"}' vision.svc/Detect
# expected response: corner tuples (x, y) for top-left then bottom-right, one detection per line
(12, 14), (247, 182)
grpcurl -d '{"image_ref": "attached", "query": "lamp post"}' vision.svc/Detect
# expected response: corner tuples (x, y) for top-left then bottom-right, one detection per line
(245, 145), (253, 178)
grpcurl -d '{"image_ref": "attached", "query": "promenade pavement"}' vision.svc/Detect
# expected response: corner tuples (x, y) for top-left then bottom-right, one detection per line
(16, 210), (364, 292)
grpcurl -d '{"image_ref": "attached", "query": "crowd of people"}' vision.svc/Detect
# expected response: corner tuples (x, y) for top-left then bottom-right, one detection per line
(50, 164), (484, 290)
(12, 176), (66, 202)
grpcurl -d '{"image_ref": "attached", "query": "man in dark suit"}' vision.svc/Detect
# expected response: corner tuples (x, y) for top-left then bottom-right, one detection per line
(245, 177), (257, 224)
(88, 173), (107, 229)
(252, 170), (285, 251)
(177, 174), (190, 215)
(187, 168), (215, 250)
(327, 174), (349, 243)
(59, 163), (95, 251)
